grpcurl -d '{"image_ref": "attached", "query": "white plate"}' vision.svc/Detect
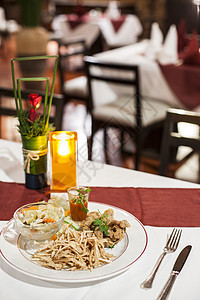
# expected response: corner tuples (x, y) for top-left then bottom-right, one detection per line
(0, 202), (148, 283)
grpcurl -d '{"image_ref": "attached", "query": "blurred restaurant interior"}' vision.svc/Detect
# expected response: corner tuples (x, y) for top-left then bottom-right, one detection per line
(0, 0), (200, 184)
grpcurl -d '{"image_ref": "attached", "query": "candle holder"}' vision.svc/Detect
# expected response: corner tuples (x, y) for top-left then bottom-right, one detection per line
(49, 131), (78, 194)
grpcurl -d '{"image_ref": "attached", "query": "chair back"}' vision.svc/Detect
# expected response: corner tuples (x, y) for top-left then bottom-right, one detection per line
(58, 38), (86, 94)
(159, 108), (200, 180)
(84, 55), (142, 130)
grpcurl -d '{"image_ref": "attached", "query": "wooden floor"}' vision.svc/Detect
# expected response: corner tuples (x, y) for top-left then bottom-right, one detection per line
(0, 35), (199, 184)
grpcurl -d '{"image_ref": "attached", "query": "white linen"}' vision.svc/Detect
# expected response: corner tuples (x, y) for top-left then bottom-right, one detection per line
(104, 1), (121, 19)
(95, 41), (184, 109)
(0, 139), (199, 188)
(145, 22), (163, 60)
(157, 25), (178, 64)
(51, 14), (100, 47)
(0, 139), (200, 299)
(1, 222), (200, 300)
(0, 7), (19, 33)
(150, 22), (163, 49)
(97, 14), (143, 48)
(52, 13), (143, 48)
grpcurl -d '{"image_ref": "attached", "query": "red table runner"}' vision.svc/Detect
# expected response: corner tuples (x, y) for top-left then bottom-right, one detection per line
(0, 181), (200, 227)
(159, 63), (200, 110)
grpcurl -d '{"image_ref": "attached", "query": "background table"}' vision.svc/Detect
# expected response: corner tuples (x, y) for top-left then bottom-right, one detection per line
(51, 13), (143, 49)
(94, 40), (200, 113)
(0, 138), (200, 300)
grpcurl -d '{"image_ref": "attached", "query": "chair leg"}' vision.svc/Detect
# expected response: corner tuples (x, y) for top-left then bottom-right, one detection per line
(88, 117), (96, 161)
(158, 114), (172, 176)
(158, 139), (171, 176)
(134, 131), (141, 171)
(134, 143), (140, 170)
(88, 130), (94, 161)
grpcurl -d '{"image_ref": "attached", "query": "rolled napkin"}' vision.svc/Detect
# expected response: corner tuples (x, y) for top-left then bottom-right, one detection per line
(157, 24), (178, 64)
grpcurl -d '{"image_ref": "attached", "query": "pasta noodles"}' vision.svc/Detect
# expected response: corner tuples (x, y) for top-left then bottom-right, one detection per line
(32, 225), (115, 271)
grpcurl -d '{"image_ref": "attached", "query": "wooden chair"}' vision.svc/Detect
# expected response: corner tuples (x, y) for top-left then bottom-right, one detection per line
(84, 56), (171, 170)
(159, 108), (200, 182)
(58, 38), (89, 106)
(0, 87), (65, 137)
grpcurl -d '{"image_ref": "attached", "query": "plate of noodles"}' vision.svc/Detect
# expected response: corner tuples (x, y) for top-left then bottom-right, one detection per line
(0, 202), (148, 283)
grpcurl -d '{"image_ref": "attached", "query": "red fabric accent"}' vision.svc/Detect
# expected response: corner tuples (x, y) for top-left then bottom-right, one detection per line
(159, 63), (200, 110)
(0, 181), (50, 220)
(179, 32), (200, 66)
(74, 1), (85, 17)
(110, 16), (126, 33)
(1, 182), (200, 227)
(177, 19), (190, 53)
(67, 14), (85, 29)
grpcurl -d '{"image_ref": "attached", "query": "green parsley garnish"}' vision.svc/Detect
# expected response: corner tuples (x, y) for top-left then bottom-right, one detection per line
(72, 187), (91, 214)
(93, 209), (109, 236)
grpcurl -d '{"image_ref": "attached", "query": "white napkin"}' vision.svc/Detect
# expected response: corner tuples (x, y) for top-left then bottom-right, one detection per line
(0, 7), (6, 30)
(150, 22), (163, 49)
(105, 1), (121, 19)
(158, 24), (178, 64)
(146, 22), (163, 60)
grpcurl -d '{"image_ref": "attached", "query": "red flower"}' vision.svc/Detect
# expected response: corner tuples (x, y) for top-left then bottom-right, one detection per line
(29, 108), (38, 122)
(28, 93), (42, 109)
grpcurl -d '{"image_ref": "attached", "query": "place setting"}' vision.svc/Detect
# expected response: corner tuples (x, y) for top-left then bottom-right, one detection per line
(1, 5), (200, 298)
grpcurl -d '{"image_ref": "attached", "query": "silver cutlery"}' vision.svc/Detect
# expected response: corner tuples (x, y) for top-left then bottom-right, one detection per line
(140, 228), (182, 289)
(156, 245), (192, 300)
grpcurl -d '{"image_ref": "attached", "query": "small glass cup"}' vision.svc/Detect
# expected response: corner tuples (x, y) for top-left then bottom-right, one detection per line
(67, 186), (90, 221)
(14, 202), (64, 254)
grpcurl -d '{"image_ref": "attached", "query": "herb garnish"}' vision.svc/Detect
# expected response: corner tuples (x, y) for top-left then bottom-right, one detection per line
(93, 209), (109, 236)
(64, 220), (79, 231)
(72, 187), (91, 214)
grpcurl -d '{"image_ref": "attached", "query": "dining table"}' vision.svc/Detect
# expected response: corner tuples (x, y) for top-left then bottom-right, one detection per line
(51, 12), (142, 49)
(0, 138), (200, 300)
(92, 40), (200, 113)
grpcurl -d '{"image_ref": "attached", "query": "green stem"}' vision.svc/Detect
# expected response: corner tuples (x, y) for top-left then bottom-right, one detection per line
(19, 77), (49, 82)
(12, 55), (58, 62)
(11, 59), (19, 113)
(11, 55), (59, 128)
(43, 79), (49, 122)
(45, 56), (58, 128)
(17, 79), (23, 112)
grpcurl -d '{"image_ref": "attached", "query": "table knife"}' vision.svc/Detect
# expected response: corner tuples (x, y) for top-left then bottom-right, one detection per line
(156, 245), (192, 300)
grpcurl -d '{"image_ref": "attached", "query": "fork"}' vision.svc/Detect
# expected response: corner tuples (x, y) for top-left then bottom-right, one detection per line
(140, 228), (182, 289)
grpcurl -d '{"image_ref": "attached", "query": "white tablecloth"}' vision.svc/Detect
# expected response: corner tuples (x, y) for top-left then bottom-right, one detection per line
(1, 223), (200, 300)
(94, 40), (200, 113)
(0, 139), (200, 300)
(51, 13), (142, 48)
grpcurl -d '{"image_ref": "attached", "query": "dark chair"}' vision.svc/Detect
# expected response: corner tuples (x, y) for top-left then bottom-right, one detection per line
(58, 38), (89, 106)
(159, 108), (200, 183)
(0, 87), (65, 137)
(84, 56), (171, 170)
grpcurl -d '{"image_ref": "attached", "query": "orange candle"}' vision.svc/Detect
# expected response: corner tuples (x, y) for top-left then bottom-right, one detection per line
(49, 131), (77, 192)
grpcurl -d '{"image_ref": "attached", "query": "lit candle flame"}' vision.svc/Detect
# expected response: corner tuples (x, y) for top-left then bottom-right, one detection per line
(58, 140), (70, 156)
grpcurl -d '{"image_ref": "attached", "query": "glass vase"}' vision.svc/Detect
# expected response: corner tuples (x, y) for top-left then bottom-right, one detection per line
(21, 135), (48, 190)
